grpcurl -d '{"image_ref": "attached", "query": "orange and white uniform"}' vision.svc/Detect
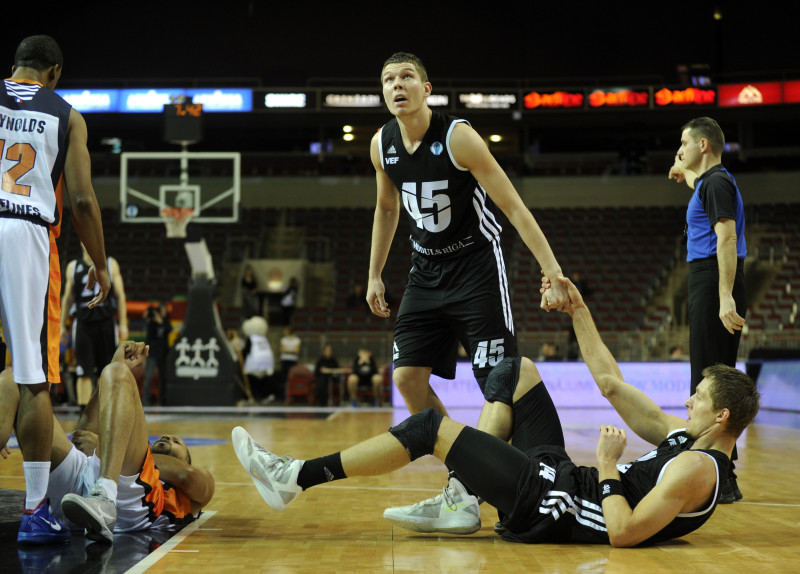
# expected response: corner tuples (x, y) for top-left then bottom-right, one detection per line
(0, 79), (70, 384)
(48, 446), (197, 532)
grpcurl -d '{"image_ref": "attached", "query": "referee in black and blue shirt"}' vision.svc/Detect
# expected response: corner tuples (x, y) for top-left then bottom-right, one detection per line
(669, 117), (747, 503)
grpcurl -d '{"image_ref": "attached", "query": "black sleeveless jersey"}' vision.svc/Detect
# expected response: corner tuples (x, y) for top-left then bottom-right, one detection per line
(72, 258), (117, 322)
(378, 111), (503, 261)
(509, 429), (730, 545)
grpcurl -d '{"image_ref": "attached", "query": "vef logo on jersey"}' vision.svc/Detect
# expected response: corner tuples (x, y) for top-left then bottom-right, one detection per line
(430, 142), (444, 156)
(174, 336), (221, 379)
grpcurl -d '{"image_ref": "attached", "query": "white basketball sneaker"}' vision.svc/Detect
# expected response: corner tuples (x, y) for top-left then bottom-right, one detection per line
(61, 485), (117, 543)
(231, 426), (303, 511)
(383, 477), (481, 534)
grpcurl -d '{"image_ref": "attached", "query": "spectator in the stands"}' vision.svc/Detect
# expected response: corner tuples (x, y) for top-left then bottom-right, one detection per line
(280, 277), (299, 325)
(142, 302), (171, 405)
(241, 265), (260, 319)
(346, 347), (384, 407)
(241, 316), (277, 404)
(669, 345), (689, 361)
(572, 271), (593, 299)
(346, 283), (371, 315)
(314, 344), (347, 406)
(537, 342), (561, 362)
(279, 326), (302, 401)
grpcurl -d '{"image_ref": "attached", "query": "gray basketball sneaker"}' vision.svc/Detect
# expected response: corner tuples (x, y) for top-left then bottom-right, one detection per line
(232, 426), (303, 511)
(61, 485), (117, 543)
(383, 477), (481, 534)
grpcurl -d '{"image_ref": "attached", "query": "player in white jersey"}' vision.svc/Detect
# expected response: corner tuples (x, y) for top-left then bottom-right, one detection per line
(0, 35), (109, 544)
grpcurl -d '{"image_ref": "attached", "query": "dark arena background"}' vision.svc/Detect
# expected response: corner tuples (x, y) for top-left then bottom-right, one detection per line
(0, 3), (798, 572)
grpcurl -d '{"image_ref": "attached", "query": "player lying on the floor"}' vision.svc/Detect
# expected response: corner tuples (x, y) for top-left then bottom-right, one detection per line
(232, 277), (759, 547)
(1, 341), (215, 544)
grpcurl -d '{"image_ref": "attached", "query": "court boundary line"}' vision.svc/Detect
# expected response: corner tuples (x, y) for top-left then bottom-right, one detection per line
(124, 510), (216, 574)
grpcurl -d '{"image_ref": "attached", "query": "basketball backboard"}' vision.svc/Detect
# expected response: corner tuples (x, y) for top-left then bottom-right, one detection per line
(120, 150), (240, 223)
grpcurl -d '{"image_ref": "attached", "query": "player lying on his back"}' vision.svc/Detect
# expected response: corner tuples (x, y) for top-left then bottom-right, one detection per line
(232, 277), (759, 546)
(1, 341), (215, 544)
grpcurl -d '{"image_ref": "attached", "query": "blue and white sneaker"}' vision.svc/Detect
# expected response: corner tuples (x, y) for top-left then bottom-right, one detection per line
(17, 498), (71, 545)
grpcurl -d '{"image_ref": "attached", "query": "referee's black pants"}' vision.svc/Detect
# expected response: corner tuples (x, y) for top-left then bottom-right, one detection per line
(688, 257), (747, 395)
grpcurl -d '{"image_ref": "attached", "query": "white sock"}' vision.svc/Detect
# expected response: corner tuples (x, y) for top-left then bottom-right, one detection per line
(23, 461), (51, 511)
(95, 477), (118, 501)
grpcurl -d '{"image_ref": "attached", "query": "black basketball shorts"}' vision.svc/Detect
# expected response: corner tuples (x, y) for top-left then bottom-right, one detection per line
(393, 243), (519, 388)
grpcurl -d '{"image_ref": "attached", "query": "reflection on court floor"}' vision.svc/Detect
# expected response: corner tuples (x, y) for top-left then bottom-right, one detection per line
(0, 406), (797, 573)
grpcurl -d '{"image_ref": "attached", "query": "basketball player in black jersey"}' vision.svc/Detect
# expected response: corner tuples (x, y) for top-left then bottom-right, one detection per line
(61, 244), (128, 406)
(366, 52), (569, 529)
(234, 276), (759, 546)
(368, 52), (568, 413)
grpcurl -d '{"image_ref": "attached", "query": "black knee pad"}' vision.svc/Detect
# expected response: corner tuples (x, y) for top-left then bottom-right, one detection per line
(388, 408), (444, 461)
(482, 356), (522, 407)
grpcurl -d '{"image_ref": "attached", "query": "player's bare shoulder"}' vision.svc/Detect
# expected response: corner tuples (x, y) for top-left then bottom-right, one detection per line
(449, 120), (482, 146)
(370, 130), (385, 170)
(67, 108), (87, 137)
(665, 450), (719, 503)
(449, 120), (493, 171)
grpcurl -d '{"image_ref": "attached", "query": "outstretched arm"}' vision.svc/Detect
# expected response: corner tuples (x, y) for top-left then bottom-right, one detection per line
(668, 154), (699, 190)
(553, 277), (684, 445)
(450, 123), (566, 311)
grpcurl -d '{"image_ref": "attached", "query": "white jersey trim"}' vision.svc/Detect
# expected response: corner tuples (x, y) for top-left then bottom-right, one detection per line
(656, 451), (721, 518)
(378, 127), (385, 166)
(445, 119), (470, 171)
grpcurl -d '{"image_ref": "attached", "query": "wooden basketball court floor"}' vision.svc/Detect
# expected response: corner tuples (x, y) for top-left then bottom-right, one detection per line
(1, 405), (798, 573)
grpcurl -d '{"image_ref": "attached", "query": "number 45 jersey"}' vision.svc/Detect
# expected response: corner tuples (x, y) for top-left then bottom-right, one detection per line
(0, 79), (71, 236)
(379, 111), (503, 261)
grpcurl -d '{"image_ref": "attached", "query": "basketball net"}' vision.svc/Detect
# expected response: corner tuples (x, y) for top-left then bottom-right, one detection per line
(161, 207), (194, 238)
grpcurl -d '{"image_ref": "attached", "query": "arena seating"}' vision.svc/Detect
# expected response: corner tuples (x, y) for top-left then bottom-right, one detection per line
(745, 203), (800, 330)
(58, 202), (800, 337)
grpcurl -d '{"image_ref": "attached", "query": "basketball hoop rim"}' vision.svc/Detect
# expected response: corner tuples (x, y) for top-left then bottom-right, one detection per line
(161, 207), (195, 222)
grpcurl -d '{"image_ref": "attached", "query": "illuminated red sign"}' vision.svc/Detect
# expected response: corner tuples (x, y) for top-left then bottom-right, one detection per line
(524, 91), (584, 109)
(783, 81), (800, 104)
(718, 82), (782, 107)
(588, 89), (649, 108)
(654, 87), (716, 106)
